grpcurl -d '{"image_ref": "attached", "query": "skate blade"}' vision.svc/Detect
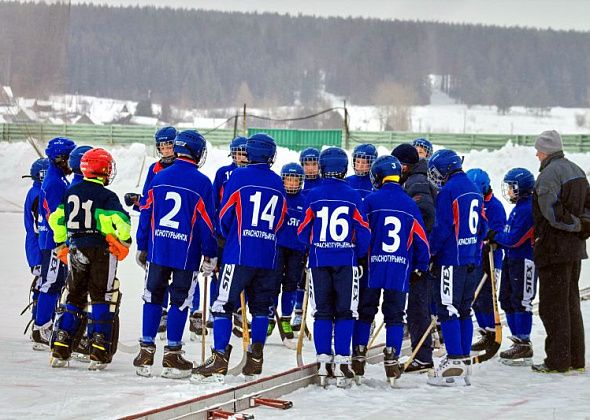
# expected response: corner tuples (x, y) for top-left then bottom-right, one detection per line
(135, 366), (152, 377)
(500, 358), (533, 367)
(318, 375), (328, 388)
(282, 338), (297, 350)
(33, 343), (49, 352)
(336, 377), (352, 389)
(88, 361), (108, 371)
(158, 332), (166, 341)
(190, 373), (225, 384)
(50, 357), (69, 368)
(242, 374), (259, 382)
(427, 375), (470, 387)
(354, 375), (363, 385)
(161, 367), (191, 379)
(388, 377), (397, 388)
(71, 352), (90, 363)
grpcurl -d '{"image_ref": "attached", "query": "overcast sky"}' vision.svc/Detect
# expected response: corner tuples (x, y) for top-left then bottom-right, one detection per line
(16, 0), (590, 32)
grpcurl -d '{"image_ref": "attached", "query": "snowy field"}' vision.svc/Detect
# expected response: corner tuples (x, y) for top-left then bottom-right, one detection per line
(1, 140), (589, 419)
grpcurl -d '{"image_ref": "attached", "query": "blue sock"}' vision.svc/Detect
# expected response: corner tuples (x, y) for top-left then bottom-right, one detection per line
(209, 277), (218, 306)
(142, 303), (162, 343)
(213, 317), (232, 351)
(441, 319), (462, 357)
(167, 304), (188, 346)
(251, 316), (269, 345)
(91, 303), (114, 339)
(314, 319), (333, 355)
(59, 303), (81, 333)
(334, 319), (354, 356)
(460, 317), (474, 356)
(506, 312), (517, 336)
(514, 311), (533, 340)
(352, 320), (372, 347)
(294, 289), (305, 310)
(281, 290), (296, 317)
(190, 281), (201, 314)
(475, 311), (494, 330)
(35, 292), (59, 327)
(385, 324), (404, 356)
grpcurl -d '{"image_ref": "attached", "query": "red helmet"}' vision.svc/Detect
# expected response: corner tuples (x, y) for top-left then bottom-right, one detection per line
(80, 148), (116, 185)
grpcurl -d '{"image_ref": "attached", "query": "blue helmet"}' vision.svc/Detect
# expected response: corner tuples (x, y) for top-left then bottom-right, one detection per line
(319, 147), (348, 179)
(229, 136), (248, 166)
(427, 149), (463, 187)
(370, 155), (402, 189)
(24, 158), (49, 182)
(174, 130), (207, 167)
(466, 168), (491, 195)
(46, 137), (76, 162)
(68, 145), (93, 175)
(352, 144), (378, 176)
(246, 133), (277, 165)
(155, 126), (177, 145)
(412, 138), (433, 159)
(502, 168), (535, 203)
(281, 162), (305, 194)
(299, 147), (320, 179)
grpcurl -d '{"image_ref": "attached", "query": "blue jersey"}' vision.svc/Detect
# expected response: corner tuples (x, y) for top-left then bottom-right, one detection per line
(494, 196), (534, 260)
(297, 178), (370, 268)
(364, 183), (430, 292)
(302, 177), (322, 192)
(134, 160), (172, 212)
(71, 173), (84, 187)
(212, 162), (238, 235)
(484, 192), (506, 269)
(277, 191), (307, 252)
(219, 164), (288, 269)
(24, 182), (42, 268)
(346, 174), (373, 199)
(430, 172), (487, 267)
(38, 163), (70, 250)
(137, 158), (217, 271)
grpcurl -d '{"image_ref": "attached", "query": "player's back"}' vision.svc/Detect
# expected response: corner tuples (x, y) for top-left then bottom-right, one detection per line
(39, 164), (69, 250)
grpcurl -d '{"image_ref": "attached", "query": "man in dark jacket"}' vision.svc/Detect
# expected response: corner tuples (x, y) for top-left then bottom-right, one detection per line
(392, 143), (438, 371)
(532, 130), (590, 373)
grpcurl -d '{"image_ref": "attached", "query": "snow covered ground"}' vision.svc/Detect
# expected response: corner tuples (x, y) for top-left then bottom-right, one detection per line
(1, 140), (589, 419)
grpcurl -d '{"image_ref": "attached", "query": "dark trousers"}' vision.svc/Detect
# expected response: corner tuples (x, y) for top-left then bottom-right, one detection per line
(407, 273), (433, 363)
(538, 261), (585, 370)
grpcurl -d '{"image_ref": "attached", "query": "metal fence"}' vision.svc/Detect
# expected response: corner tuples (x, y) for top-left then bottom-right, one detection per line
(2, 123), (589, 152)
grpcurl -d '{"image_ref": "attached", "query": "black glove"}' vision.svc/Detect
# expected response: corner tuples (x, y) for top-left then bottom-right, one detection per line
(124, 192), (141, 207)
(580, 215), (590, 240)
(485, 229), (497, 243)
(136, 250), (147, 269)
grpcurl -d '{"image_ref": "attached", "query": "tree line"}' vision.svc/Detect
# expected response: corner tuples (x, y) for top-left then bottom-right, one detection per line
(1, 1), (589, 110)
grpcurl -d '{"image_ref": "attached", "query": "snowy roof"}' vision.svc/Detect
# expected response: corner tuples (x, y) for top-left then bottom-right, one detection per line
(129, 116), (159, 126)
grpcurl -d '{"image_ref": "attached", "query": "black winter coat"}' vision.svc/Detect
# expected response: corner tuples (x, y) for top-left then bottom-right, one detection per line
(403, 159), (437, 233)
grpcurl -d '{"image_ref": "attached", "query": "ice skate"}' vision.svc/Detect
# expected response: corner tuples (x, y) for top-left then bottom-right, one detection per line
(500, 336), (533, 366)
(133, 342), (156, 377)
(31, 324), (51, 351)
(427, 356), (470, 387)
(384, 347), (402, 386)
(333, 355), (355, 388)
(189, 312), (207, 341)
(191, 345), (232, 384)
(88, 333), (112, 371)
(50, 329), (72, 368)
(277, 317), (294, 340)
(158, 310), (167, 340)
(471, 329), (496, 352)
(242, 343), (264, 377)
(403, 358), (434, 373)
(351, 345), (367, 384)
(161, 345), (193, 379)
(317, 354), (334, 388)
(291, 309), (303, 332)
(71, 336), (90, 363)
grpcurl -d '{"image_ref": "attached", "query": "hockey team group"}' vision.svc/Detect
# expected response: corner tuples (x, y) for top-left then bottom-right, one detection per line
(21, 127), (589, 389)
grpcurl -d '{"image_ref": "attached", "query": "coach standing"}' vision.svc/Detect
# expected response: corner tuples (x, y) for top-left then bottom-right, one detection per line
(532, 130), (590, 373)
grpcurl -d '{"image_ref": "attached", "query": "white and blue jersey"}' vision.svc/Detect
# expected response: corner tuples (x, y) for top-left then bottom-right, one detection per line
(364, 183), (430, 292)
(277, 191), (307, 252)
(494, 196), (534, 260)
(297, 178), (370, 267)
(219, 163), (288, 269)
(137, 157), (217, 271)
(24, 181), (42, 268)
(38, 163), (70, 250)
(345, 174), (373, 199)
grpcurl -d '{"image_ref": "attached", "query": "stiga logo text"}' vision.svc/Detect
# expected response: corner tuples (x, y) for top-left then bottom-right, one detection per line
(442, 266), (452, 296)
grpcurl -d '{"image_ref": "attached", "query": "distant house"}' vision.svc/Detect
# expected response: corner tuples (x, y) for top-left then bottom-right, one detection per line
(33, 100), (54, 114)
(13, 108), (37, 123)
(72, 113), (99, 125)
(0, 86), (14, 106)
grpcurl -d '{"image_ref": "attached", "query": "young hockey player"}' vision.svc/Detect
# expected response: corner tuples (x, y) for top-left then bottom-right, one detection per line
(134, 129), (217, 379)
(33, 137), (76, 350)
(353, 155), (430, 385)
(48, 148), (132, 370)
(69, 145), (93, 186)
(297, 147), (371, 388)
(427, 149), (487, 386)
(412, 138), (433, 160)
(488, 168), (537, 365)
(22, 158), (49, 332)
(390, 143), (437, 372)
(192, 133), (287, 383)
(465, 168), (506, 353)
(267, 163), (307, 340)
(346, 143), (377, 198)
(126, 126), (177, 338)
